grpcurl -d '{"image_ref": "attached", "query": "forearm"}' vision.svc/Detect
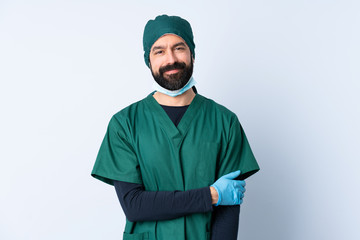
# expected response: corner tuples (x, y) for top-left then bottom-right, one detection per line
(211, 205), (240, 240)
(114, 181), (241, 240)
(114, 180), (213, 222)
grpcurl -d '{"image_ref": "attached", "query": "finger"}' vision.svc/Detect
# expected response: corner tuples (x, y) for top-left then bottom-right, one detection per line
(222, 170), (241, 180)
(238, 184), (246, 193)
(232, 181), (246, 190)
(234, 186), (246, 196)
(234, 190), (244, 204)
(240, 192), (244, 199)
(235, 180), (246, 187)
(237, 191), (242, 203)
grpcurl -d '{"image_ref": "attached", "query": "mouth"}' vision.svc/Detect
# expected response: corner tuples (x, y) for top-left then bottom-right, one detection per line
(159, 62), (186, 76)
(164, 69), (180, 75)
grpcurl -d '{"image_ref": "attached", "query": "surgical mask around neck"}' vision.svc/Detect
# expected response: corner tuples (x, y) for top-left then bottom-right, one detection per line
(152, 76), (196, 97)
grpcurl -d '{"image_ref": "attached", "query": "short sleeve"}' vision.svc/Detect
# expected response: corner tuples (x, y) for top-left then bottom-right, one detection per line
(91, 116), (143, 185)
(217, 117), (260, 180)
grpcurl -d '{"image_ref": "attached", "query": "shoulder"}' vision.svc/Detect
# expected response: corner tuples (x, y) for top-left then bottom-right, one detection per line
(107, 94), (151, 132)
(112, 95), (150, 122)
(198, 94), (239, 124)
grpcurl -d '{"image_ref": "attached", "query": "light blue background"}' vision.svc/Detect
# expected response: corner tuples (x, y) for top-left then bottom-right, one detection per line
(1, 0), (359, 239)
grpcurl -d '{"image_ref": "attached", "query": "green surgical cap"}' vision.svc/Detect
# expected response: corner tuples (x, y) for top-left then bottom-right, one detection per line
(143, 14), (195, 68)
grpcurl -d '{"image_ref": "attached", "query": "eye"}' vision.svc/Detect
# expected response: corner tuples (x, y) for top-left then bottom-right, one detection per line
(154, 50), (163, 55)
(175, 47), (185, 51)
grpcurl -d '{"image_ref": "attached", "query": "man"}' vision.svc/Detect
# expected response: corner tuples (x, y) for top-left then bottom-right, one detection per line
(91, 15), (260, 240)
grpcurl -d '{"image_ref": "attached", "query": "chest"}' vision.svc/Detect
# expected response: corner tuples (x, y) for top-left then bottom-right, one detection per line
(132, 113), (226, 191)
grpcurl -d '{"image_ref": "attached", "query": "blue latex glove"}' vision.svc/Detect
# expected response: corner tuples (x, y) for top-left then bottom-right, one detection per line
(211, 170), (246, 206)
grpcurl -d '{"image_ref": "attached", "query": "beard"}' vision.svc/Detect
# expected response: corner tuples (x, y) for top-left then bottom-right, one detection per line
(151, 59), (193, 91)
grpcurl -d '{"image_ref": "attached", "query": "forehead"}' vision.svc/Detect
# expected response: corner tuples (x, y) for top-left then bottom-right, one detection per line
(151, 34), (188, 49)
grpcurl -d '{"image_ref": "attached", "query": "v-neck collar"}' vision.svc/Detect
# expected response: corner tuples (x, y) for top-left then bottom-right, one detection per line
(144, 92), (205, 141)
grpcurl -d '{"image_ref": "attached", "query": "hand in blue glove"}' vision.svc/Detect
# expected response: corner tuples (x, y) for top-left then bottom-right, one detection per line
(211, 170), (246, 206)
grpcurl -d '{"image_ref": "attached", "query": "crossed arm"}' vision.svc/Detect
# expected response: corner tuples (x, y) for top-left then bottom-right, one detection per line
(113, 180), (241, 240)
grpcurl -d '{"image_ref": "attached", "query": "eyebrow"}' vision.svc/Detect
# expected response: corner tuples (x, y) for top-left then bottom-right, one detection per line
(151, 42), (187, 52)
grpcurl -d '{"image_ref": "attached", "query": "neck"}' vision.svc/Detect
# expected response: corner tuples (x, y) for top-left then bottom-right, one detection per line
(153, 88), (195, 106)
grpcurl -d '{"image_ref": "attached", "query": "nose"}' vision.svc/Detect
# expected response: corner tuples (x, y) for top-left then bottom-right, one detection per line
(165, 50), (177, 65)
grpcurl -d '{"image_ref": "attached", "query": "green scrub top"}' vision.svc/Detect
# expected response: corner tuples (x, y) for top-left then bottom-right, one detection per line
(92, 93), (260, 240)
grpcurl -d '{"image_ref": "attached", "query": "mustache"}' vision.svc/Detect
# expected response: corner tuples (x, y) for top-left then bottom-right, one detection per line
(159, 62), (186, 75)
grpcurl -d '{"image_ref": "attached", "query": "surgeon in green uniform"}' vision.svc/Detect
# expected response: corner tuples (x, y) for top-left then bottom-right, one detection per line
(91, 15), (260, 240)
